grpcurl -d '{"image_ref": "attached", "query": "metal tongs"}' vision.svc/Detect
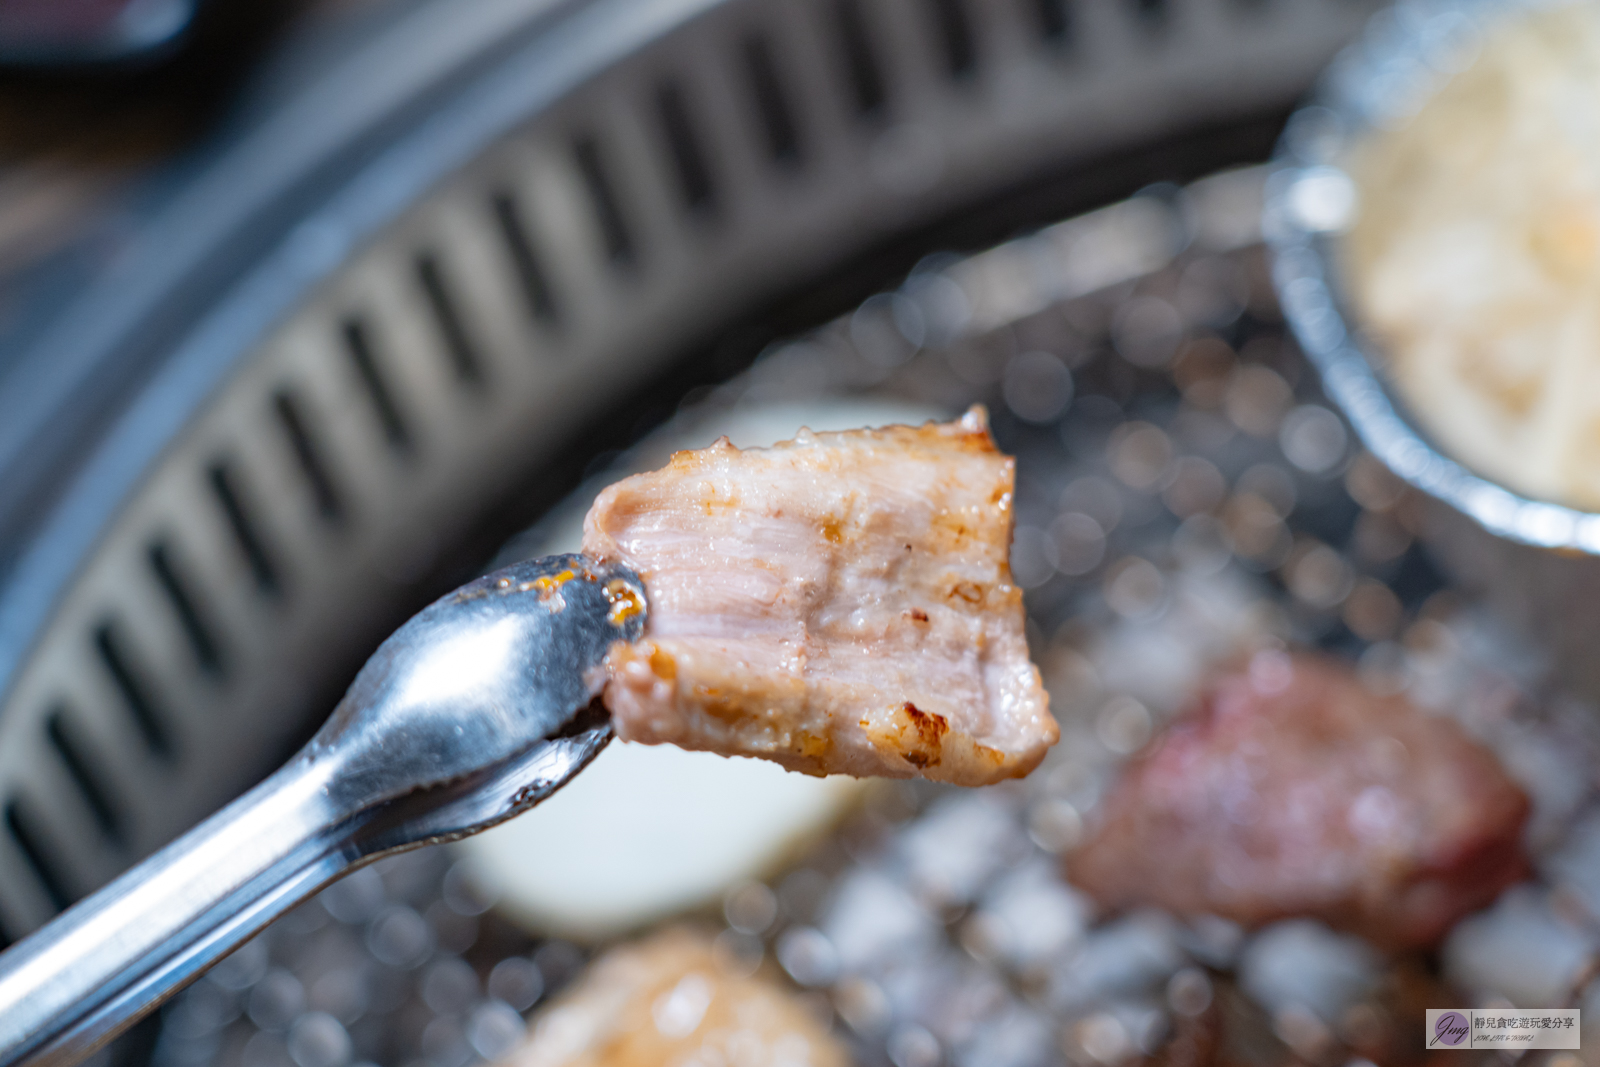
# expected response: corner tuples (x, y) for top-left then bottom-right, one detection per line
(0, 554), (647, 1067)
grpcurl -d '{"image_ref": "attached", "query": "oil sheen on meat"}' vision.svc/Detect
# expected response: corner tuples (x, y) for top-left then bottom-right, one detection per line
(583, 407), (1056, 786)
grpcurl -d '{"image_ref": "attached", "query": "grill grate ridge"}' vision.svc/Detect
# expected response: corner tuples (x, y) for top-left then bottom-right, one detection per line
(490, 190), (562, 327)
(46, 708), (125, 847)
(208, 460), (284, 597)
(272, 389), (346, 525)
(92, 622), (174, 760)
(739, 32), (803, 168)
(415, 252), (488, 387)
(572, 134), (637, 267)
(147, 541), (225, 678)
(5, 797), (76, 914)
(341, 318), (416, 454)
(654, 80), (719, 216)
(831, 0), (888, 118)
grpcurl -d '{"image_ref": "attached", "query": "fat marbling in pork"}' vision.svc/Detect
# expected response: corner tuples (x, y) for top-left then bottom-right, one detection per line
(583, 407), (1057, 786)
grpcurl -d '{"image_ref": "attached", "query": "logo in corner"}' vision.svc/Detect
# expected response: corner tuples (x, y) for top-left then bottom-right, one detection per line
(1432, 1011), (1470, 1047)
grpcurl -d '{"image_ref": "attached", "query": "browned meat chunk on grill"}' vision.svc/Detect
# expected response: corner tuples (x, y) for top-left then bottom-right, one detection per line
(583, 407), (1057, 785)
(503, 927), (849, 1067)
(1067, 652), (1530, 948)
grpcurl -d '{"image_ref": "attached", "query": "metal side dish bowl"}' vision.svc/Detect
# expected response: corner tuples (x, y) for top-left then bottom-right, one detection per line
(1266, 0), (1600, 698)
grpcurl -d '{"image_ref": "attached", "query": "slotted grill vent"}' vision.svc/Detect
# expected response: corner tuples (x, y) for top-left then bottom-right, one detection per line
(0, 0), (1381, 944)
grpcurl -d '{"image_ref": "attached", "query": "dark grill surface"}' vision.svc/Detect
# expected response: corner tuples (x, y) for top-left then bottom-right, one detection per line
(148, 176), (1600, 1067)
(0, 0), (1383, 954)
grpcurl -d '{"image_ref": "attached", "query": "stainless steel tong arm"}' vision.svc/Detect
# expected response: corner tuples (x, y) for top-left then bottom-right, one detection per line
(0, 554), (645, 1067)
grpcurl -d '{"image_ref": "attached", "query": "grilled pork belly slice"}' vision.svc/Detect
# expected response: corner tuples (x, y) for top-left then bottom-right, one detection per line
(582, 407), (1056, 786)
(1067, 651), (1531, 949)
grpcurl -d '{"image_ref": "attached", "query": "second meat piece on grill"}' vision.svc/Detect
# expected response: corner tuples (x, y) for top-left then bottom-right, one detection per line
(1067, 651), (1530, 949)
